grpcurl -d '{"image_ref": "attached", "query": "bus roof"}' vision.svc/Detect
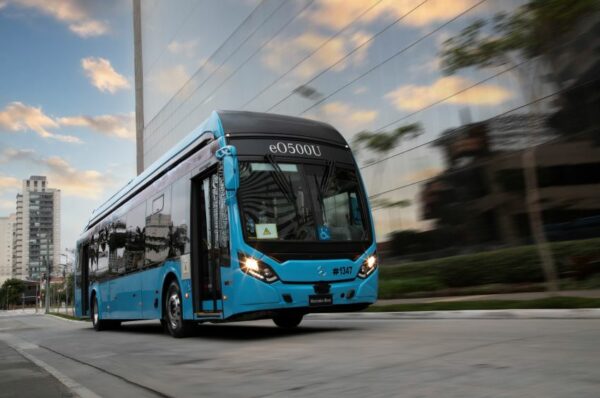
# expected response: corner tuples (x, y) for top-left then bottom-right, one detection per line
(218, 110), (346, 145)
(84, 111), (346, 233)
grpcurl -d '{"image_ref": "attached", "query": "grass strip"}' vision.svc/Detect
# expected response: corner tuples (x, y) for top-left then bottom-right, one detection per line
(367, 297), (600, 312)
(48, 312), (90, 321)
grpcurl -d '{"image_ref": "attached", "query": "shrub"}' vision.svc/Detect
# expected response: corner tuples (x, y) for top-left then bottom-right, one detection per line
(380, 238), (600, 288)
(379, 277), (444, 299)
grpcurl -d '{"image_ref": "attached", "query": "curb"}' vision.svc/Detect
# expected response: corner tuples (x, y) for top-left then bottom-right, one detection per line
(306, 309), (600, 320)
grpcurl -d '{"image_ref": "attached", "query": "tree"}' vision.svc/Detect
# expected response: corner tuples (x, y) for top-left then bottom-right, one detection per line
(354, 123), (423, 157)
(439, 0), (598, 293)
(441, 0), (598, 81)
(354, 123), (423, 237)
(0, 279), (25, 310)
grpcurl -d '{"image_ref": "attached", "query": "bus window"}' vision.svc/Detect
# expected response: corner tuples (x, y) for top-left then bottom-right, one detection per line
(125, 203), (145, 271)
(145, 188), (172, 266)
(170, 177), (190, 256)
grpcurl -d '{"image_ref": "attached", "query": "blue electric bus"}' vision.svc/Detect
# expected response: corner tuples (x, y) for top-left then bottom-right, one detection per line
(74, 111), (378, 337)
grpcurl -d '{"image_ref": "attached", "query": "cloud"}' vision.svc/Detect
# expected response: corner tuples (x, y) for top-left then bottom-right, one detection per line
(0, 175), (21, 191)
(0, 148), (36, 163)
(0, 149), (115, 199)
(318, 101), (378, 133)
(7, 0), (109, 37)
(322, 101), (378, 123)
(150, 65), (190, 95)
(262, 31), (372, 79)
(81, 57), (130, 93)
(58, 112), (135, 140)
(44, 156), (113, 199)
(385, 76), (512, 111)
(0, 101), (81, 143)
(306, 0), (483, 30)
(402, 167), (442, 184)
(167, 39), (198, 57)
(0, 198), (16, 212)
(69, 19), (108, 37)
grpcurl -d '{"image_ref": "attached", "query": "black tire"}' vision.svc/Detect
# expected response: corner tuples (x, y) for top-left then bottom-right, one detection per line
(273, 312), (303, 329)
(91, 296), (107, 331)
(163, 280), (192, 338)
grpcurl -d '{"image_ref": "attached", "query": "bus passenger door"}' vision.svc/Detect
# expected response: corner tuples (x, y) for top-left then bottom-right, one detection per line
(76, 244), (90, 317)
(192, 172), (224, 314)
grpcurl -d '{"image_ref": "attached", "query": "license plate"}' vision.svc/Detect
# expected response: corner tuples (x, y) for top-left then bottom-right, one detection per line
(309, 294), (333, 306)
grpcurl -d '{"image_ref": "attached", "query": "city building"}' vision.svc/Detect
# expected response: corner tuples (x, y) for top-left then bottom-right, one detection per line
(0, 213), (16, 285)
(12, 176), (61, 281)
(133, 1), (600, 257)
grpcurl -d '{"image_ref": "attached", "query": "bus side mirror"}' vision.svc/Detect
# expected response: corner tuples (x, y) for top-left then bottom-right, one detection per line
(216, 145), (239, 191)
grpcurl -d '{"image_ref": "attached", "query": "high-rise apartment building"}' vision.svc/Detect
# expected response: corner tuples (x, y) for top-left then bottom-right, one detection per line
(12, 176), (61, 281)
(0, 213), (16, 285)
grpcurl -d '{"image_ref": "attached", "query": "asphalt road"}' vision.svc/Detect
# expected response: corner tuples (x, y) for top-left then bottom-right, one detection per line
(1, 311), (599, 398)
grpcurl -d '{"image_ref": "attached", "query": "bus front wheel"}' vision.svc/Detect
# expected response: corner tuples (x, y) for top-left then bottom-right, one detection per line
(91, 296), (119, 331)
(164, 280), (192, 338)
(273, 312), (303, 329)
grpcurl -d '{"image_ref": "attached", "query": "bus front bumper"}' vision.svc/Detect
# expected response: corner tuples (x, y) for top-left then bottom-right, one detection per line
(225, 269), (378, 318)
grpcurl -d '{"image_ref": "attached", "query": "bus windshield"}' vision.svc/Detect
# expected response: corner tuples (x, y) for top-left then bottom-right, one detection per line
(238, 160), (369, 242)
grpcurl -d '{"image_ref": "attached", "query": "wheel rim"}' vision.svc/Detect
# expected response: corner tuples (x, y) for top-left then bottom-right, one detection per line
(93, 300), (98, 325)
(167, 292), (181, 330)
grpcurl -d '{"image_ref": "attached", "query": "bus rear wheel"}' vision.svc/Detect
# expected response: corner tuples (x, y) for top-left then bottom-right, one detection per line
(164, 280), (192, 338)
(273, 312), (303, 329)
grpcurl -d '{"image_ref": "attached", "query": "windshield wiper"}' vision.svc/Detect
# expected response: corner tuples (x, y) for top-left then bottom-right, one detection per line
(320, 160), (336, 195)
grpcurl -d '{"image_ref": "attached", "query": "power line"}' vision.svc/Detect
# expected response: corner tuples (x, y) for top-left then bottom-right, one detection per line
(143, 0), (284, 132)
(297, 0), (488, 116)
(359, 61), (525, 170)
(240, 0), (386, 111)
(265, 0), (431, 113)
(156, 0), (316, 147)
(366, 77), (598, 201)
(358, 18), (595, 171)
(143, 0), (206, 78)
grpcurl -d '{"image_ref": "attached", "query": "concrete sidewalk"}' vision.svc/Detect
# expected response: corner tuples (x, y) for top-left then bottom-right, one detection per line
(375, 289), (600, 306)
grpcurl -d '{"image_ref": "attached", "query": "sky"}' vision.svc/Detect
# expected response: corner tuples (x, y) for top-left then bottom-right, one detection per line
(0, 0), (136, 251)
(0, 0), (530, 245)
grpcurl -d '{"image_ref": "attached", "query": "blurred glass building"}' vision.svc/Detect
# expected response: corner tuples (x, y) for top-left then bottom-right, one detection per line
(133, 0), (600, 260)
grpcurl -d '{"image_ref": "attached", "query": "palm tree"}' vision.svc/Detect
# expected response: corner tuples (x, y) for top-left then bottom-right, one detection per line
(354, 123), (423, 158)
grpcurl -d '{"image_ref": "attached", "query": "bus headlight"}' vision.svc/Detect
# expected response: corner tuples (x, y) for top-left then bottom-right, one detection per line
(241, 256), (279, 283)
(358, 254), (377, 278)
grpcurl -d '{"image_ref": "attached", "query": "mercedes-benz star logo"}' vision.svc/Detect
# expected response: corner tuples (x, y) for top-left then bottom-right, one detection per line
(317, 266), (327, 277)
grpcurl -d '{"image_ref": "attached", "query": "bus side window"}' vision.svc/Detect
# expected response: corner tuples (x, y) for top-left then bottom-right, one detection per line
(109, 217), (127, 276)
(171, 176), (191, 256)
(96, 225), (109, 278)
(145, 187), (172, 266)
(125, 202), (146, 271)
(88, 237), (96, 281)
